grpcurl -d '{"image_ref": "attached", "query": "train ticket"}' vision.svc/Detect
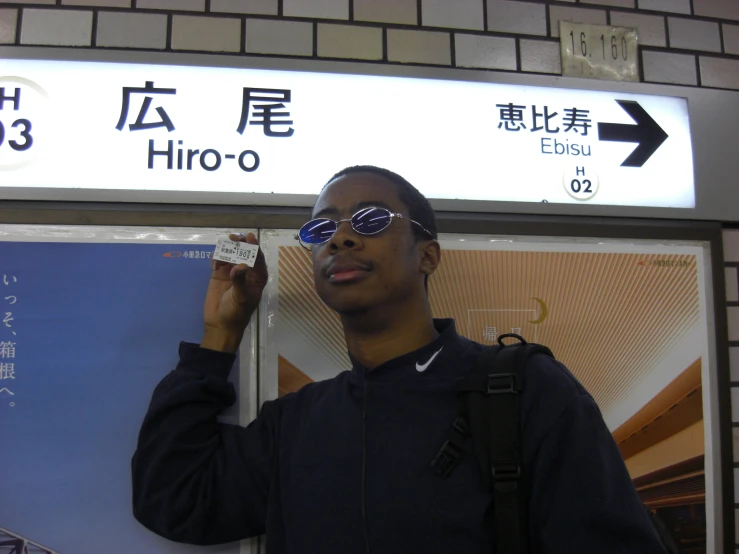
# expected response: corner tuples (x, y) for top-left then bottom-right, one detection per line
(213, 236), (259, 267)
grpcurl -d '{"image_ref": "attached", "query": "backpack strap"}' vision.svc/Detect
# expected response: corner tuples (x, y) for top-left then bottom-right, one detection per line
(456, 334), (553, 554)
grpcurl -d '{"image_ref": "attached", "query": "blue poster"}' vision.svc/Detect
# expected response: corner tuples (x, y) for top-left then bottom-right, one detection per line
(0, 235), (246, 553)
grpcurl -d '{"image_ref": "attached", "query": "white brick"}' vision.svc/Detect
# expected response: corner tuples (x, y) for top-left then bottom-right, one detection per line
(728, 268), (739, 302)
(734, 428), (739, 460)
(730, 306), (739, 342)
(549, 5), (607, 38)
(21, 8), (92, 46)
(694, 0), (739, 21)
(724, 24), (739, 55)
(62, 0), (129, 6)
(520, 39), (561, 74)
(454, 33), (516, 70)
(487, 0), (546, 37)
(0, 8), (15, 44)
(642, 50), (697, 85)
(245, 18), (312, 56)
(138, 0), (204, 10)
(669, 17), (721, 52)
(97, 11), (166, 48)
(423, 0), (483, 31)
(387, 28), (450, 65)
(733, 387), (739, 421)
(638, 0), (691, 13)
(171, 15), (240, 52)
(284, 0), (348, 20)
(731, 347), (739, 381)
(317, 23), (382, 60)
(0, 0), (54, 4)
(211, 0), (277, 15)
(580, 0), (633, 7)
(354, 0), (416, 24)
(726, 230), (739, 262)
(701, 56), (739, 90)
(610, 11), (666, 47)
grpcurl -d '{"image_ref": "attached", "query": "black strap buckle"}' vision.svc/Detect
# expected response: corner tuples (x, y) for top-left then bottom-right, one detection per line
(491, 462), (521, 483)
(431, 440), (464, 478)
(487, 373), (519, 395)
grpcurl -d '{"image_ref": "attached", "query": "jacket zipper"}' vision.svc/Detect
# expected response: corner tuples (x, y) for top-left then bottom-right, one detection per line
(362, 376), (371, 554)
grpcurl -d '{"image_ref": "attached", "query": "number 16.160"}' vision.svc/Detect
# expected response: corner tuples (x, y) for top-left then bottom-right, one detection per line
(570, 31), (628, 61)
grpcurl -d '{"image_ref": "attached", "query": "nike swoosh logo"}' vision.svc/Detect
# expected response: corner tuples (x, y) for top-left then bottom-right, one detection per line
(416, 347), (443, 372)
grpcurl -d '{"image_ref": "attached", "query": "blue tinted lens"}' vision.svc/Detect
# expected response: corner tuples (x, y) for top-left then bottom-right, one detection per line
(299, 218), (337, 244)
(352, 207), (392, 235)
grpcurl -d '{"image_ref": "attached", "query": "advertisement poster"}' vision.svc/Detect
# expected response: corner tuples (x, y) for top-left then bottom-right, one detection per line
(260, 230), (715, 553)
(0, 225), (256, 554)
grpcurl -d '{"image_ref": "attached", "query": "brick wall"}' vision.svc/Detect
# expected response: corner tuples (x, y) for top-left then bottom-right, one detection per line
(1, 0), (739, 90)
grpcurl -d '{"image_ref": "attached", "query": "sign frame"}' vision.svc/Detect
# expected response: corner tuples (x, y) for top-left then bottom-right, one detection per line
(0, 46), (736, 223)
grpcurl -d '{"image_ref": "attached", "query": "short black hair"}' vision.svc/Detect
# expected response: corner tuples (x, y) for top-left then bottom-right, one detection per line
(324, 165), (438, 242)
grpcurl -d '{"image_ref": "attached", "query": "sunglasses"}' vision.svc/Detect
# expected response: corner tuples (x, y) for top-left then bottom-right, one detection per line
(295, 206), (433, 251)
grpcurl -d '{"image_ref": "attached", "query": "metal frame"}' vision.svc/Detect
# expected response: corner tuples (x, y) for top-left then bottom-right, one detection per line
(0, 201), (732, 551)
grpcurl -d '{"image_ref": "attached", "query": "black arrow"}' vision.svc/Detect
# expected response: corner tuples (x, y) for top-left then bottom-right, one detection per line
(597, 100), (668, 168)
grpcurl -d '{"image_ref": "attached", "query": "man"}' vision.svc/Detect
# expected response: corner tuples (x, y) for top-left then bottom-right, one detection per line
(132, 166), (666, 553)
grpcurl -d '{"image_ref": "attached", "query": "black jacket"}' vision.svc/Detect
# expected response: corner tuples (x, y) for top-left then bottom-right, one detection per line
(132, 319), (666, 553)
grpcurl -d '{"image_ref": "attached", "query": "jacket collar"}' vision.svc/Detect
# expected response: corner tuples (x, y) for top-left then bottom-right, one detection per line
(348, 319), (471, 385)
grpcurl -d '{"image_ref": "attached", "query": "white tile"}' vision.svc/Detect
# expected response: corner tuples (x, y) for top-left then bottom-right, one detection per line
(724, 24), (739, 55)
(211, 0), (277, 15)
(487, 0), (546, 37)
(734, 429), (739, 460)
(138, 0), (204, 10)
(454, 33), (515, 70)
(694, 0), (739, 21)
(62, 0), (129, 6)
(422, 0), (483, 31)
(284, 0), (348, 20)
(701, 57), (739, 90)
(732, 387), (739, 421)
(245, 18), (312, 56)
(21, 8), (92, 46)
(730, 347), (739, 382)
(0, 8), (15, 44)
(727, 268), (739, 302)
(354, 0), (416, 24)
(642, 50), (697, 86)
(580, 0), (633, 7)
(317, 23), (382, 60)
(729, 306), (739, 342)
(520, 39), (561, 74)
(735, 468), (739, 503)
(638, 0), (691, 14)
(726, 231), (739, 262)
(549, 5), (607, 38)
(610, 11), (666, 47)
(387, 28), (451, 65)
(669, 17), (721, 52)
(97, 11), (167, 49)
(0, 0), (54, 3)
(171, 14), (240, 52)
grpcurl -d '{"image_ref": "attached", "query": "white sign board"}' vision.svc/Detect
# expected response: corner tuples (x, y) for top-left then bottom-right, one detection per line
(0, 59), (693, 208)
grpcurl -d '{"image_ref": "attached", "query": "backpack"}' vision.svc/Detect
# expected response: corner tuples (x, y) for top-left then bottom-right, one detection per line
(431, 334), (679, 554)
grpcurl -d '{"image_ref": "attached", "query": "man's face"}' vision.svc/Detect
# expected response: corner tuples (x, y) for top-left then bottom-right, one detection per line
(310, 173), (429, 315)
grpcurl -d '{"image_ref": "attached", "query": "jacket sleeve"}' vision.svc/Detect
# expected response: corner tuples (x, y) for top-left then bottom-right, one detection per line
(528, 393), (667, 554)
(131, 341), (280, 545)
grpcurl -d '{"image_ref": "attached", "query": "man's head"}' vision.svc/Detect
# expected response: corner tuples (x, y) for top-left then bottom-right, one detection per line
(304, 166), (440, 316)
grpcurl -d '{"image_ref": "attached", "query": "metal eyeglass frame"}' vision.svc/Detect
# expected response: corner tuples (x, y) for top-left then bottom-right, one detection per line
(294, 207), (434, 251)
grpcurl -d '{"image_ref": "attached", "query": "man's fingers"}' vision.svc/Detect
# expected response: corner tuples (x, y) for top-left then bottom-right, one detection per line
(229, 263), (251, 304)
